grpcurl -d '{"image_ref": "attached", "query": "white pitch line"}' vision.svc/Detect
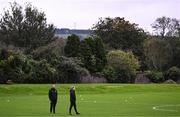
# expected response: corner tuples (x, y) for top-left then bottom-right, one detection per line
(153, 105), (180, 112)
(80, 100), (180, 112)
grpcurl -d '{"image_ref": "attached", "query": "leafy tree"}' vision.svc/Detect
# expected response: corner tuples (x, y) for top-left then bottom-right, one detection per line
(152, 16), (180, 38)
(151, 16), (171, 38)
(64, 34), (80, 57)
(0, 2), (56, 53)
(143, 38), (172, 71)
(167, 38), (180, 68)
(167, 18), (180, 37)
(104, 50), (140, 83)
(93, 17), (146, 58)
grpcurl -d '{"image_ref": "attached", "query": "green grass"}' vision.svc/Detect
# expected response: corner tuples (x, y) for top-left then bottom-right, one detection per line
(0, 84), (180, 117)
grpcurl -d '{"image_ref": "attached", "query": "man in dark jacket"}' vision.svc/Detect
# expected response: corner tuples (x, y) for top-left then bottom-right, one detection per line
(48, 84), (58, 114)
(69, 86), (80, 115)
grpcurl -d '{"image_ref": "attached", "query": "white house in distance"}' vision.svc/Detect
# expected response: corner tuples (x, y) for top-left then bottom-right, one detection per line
(55, 28), (92, 40)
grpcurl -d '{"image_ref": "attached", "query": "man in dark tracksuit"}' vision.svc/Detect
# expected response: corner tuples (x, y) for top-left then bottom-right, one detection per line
(69, 86), (80, 115)
(48, 84), (58, 114)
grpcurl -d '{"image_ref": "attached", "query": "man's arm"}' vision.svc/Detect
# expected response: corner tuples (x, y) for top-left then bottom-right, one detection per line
(48, 90), (51, 101)
(56, 89), (58, 101)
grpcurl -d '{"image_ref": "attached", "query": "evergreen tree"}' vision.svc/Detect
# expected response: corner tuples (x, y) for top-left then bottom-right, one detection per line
(80, 37), (106, 73)
(0, 2), (56, 53)
(64, 34), (80, 57)
(93, 36), (107, 72)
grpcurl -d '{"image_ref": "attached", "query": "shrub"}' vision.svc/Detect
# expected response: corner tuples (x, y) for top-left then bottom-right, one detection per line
(104, 50), (140, 83)
(145, 71), (164, 83)
(164, 66), (180, 82)
(102, 67), (117, 83)
(57, 56), (89, 83)
(31, 38), (65, 65)
(0, 49), (56, 83)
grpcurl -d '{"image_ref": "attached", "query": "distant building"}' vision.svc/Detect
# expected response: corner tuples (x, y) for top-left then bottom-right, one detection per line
(55, 28), (92, 40)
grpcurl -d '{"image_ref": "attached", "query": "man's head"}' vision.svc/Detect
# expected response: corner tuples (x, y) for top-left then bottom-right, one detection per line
(52, 84), (56, 88)
(71, 86), (75, 90)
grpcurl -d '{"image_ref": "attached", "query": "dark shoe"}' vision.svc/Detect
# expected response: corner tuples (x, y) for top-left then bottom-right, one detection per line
(69, 113), (72, 115)
(76, 112), (80, 115)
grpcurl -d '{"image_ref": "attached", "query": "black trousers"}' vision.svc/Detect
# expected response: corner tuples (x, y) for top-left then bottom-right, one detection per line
(50, 101), (57, 113)
(69, 101), (78, 114)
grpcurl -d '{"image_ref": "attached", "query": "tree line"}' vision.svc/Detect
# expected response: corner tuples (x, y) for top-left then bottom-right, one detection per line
(0, 2), (180, 83)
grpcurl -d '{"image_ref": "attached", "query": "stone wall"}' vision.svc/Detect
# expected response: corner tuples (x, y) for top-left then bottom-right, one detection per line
(135, 73), (151, 84)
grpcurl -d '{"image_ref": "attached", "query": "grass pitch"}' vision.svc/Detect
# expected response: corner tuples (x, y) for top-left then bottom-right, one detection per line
(0, 84), (180, 117)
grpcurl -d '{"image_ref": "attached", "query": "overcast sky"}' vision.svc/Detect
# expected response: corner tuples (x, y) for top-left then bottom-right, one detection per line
(0, 0), (180, 33)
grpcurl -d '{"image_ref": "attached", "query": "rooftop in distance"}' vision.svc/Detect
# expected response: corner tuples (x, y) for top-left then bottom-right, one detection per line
(55, 28), (93, 40)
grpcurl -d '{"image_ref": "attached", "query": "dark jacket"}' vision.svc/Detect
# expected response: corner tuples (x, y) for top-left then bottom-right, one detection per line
(70, 89), (76, 102)
(49, 88), (58, 102)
